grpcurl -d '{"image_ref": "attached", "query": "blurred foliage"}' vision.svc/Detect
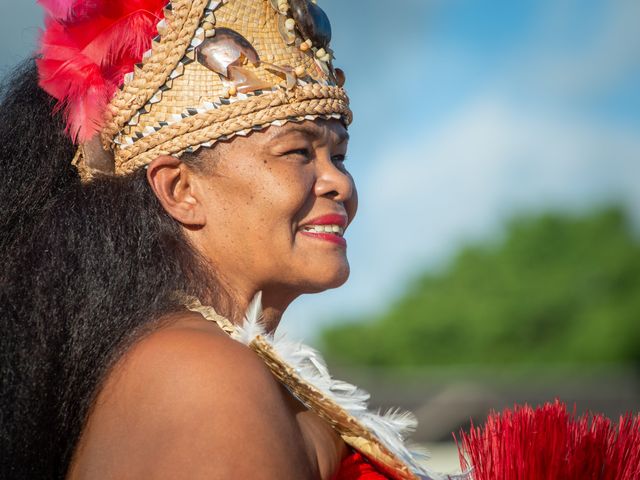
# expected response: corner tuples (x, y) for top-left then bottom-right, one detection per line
(322, 207), (640, 367)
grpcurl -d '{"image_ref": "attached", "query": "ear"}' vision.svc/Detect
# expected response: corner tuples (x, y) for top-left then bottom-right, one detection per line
(146, 156), (207, 227)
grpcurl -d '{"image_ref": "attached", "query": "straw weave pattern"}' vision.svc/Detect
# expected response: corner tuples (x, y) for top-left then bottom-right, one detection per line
(117, 92), (350, 173)
(101, 0), (209, 146)
(116, 83), (347, 160)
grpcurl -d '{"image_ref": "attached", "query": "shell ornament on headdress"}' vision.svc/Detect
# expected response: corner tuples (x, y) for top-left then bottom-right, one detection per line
(37, 0), (351, 180)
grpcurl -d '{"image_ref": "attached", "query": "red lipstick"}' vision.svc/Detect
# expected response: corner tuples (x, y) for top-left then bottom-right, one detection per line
(299, 213), (349, 247)
(302, 213), (348, 227)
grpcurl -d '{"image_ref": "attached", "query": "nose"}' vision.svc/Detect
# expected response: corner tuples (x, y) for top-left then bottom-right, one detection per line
(314, 155), (355, 205)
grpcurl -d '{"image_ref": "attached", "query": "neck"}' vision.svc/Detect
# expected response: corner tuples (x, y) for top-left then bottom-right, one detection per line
(217, 280), (298, 333)
(257, 303), (287, 333)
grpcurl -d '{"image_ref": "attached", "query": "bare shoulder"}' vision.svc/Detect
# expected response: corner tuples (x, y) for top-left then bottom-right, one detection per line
(68, 311), (316, 480)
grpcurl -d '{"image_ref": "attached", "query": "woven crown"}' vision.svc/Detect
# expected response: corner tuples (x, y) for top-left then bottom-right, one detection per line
(40, 0), (351, 179)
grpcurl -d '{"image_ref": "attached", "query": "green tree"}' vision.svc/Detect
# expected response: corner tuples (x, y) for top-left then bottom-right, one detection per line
(322, 207), (640, 367)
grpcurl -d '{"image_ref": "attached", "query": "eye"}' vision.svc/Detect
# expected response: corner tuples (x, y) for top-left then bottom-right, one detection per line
(283, 148), (311, 161)
(332, 154), (346, 163)
(331, 155), (349, 174)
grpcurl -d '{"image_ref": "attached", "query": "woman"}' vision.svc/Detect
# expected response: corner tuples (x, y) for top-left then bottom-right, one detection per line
(0, 1), (448, 479)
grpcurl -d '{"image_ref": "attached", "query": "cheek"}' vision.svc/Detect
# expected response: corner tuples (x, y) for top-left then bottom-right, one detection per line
(259, 165), (315, 229)
(346, 177), (358, 224)
(200, 172), (257, 241)
(204, 159), (315, 253)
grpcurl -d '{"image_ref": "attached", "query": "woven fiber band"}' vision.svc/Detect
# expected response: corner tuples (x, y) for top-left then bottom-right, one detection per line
(250, 336), (418, 480)
(116, 84), (350, 173)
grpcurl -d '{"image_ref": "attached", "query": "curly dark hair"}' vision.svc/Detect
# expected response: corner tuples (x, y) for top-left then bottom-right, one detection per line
(0, 60), (225, 479)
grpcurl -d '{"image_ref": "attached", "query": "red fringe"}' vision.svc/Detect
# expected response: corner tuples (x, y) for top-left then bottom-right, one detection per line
(455, 400), (640, 480)
(331, 452), (391, 480)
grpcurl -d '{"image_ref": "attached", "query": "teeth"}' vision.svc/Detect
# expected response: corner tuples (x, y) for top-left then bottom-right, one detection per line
(302, 224), (345, 236)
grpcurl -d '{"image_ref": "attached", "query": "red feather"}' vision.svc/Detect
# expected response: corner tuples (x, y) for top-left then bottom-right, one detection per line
(455, 400), (640, 480)
(331, 452), (391, 480)
(37, 0), (102, 22)
(37, 0), (80, 19)
(37, 0), (167, 142)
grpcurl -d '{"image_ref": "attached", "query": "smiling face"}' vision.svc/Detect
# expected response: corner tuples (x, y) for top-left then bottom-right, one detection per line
(186, 118), (357, 310)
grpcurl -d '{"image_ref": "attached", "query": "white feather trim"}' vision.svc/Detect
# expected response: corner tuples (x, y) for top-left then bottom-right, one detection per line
(235, 290), (264, 344)
(231, 293), (469, 480)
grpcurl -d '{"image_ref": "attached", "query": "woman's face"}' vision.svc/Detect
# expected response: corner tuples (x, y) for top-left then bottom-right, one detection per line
(191, 118), (357, 307)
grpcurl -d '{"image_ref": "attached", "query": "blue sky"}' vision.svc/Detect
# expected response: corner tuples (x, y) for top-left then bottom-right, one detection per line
(288, 0), (640, 340)
(3, 0), (639, 340)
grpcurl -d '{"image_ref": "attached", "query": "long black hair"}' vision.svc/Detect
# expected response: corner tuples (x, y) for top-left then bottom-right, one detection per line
(0, 60), (224, 479)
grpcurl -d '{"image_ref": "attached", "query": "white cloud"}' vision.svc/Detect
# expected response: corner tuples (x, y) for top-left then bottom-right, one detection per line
(512, 0), (640, 98)
(363, 95), (640, 265)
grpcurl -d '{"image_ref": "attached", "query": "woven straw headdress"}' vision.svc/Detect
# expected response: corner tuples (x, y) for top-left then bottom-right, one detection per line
(38, 0), (351, 180)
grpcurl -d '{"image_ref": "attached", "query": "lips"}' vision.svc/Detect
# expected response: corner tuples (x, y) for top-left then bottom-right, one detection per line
(298, 213), (349, 247)
(302, 213), (348, 228)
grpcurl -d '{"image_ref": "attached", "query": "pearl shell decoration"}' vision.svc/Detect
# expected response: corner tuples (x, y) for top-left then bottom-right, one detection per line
(270, 0), (342, 86)
(195, 28), (273, 96)
(289, 0), (332, 49)
(196, 27), (260, 77)
(263, 63), (298, 90)
(278, 15), (297, 45)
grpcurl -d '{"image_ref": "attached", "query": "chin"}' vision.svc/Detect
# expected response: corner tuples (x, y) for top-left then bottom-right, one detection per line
(300, 262), (350, 293)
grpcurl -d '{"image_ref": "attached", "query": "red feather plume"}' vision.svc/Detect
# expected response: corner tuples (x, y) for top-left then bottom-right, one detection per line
(38, 0), (97, 20)
(455, 400), (640, 480)
(37, 0), (167, 142)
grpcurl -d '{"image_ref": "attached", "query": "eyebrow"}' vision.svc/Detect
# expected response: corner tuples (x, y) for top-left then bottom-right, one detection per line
(270, 123), (350, 144)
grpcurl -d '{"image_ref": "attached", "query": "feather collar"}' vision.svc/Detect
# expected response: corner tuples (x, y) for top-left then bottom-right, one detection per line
(185, 293), (469, 480)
